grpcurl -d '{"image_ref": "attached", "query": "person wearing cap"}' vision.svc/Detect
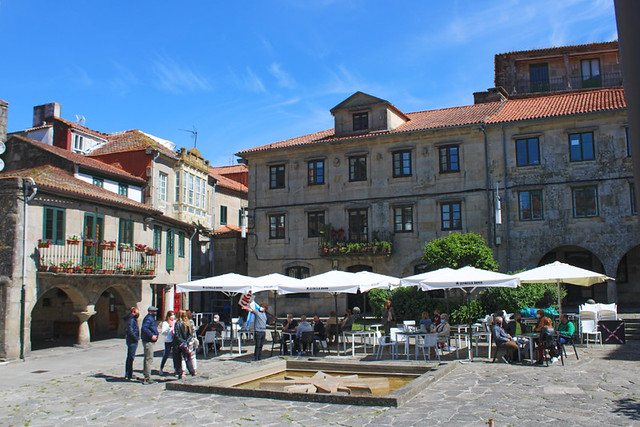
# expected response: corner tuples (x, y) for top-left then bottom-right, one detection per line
(141, 306), (159, 384)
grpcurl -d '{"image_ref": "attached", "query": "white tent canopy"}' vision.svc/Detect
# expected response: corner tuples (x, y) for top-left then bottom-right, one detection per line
(512, 261), (613, 314)
(418, 266), (519, 291)
(399, 267), (456, 288)
(176, 272), (276, 294)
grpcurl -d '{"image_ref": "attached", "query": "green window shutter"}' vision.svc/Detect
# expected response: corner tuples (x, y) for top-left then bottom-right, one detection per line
(178, 231), (185, 258)
(166, 229), (174, 271)
(43, 206), (66, 245)
(153, 225), (162, 252)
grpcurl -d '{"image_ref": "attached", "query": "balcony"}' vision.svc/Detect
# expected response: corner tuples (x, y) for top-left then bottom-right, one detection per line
(36, 240), (157, 276)
(512, 71), (623, 95)
(318, 226), (393, 257)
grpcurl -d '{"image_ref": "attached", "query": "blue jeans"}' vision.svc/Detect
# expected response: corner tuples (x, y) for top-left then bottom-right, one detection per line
(160, 341), (173, 371)
(125, 340), (138, 379)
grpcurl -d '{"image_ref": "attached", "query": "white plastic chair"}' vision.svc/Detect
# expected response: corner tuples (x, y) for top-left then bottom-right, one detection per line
(415, 333), (440, 361)
(375, 331), (398, 360)
(403, 320), (416, 332)
(579, 311), (602, 346)
(202, 331), (224, 357)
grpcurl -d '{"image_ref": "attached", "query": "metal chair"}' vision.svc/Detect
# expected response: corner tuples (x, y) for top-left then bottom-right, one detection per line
(202, 331), (223, 358)
(415, 333), (440, 361)
(298, 331), (315, 356)
(375, 331), (398, 360)
(270, 330), (283, 355)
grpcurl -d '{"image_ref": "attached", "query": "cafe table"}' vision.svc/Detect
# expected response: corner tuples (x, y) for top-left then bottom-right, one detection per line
(395, 330), (430, 360)
(342, 329), (376, 357)
(515, 332), (538, 364)
(453, 331), (492, 359)
(281, 331), (296, 356)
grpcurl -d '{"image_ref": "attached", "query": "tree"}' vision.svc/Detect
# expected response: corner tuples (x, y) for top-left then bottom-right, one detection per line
(422, 232), (498, 271)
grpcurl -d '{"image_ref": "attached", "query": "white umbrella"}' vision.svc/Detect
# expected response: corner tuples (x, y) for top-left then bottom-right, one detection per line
(176, 272), (272, 294)
(399, 267), (456, 287)
(411, 266), (519, 361)
(278, 270), (362, 295)
(353, 271), (400, 292)
(253, 273), (301, 320)
(512, 261), (613, 314)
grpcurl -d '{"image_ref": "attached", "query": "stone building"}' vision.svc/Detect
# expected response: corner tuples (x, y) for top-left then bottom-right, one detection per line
(237, 42), (638, 313)
(0, 134), (194, 359)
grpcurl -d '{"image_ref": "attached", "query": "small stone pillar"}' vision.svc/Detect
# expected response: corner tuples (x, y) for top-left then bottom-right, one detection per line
(73, 305), (96, 345)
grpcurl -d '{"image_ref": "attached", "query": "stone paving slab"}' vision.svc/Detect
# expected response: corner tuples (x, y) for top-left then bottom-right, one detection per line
(0, 340), (638, 426)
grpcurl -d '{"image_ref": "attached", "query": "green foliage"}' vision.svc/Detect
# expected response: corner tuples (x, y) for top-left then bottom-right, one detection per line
(478, 282), (567, 314)
(368, 288), (391, 316)
(368, 287), (449, 322)
(422, 232), (498, 271)
(450, 299), (484, 325)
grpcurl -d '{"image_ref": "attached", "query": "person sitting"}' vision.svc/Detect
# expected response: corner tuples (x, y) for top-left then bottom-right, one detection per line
(557, 314), (575, 345)
(533, 309), (548, 333)
(505, 312), (525, 336)
(340, 309), (354, 332)
(419, 311), (433, 332)
(281, 313), (298, 354)
(326, 311), (338, 344)
(491, 316), (519, 363)
(432, 310), (441, 327)
(351, 307), (362, 329)
(312, 315), (326, 355)
(295, 315), (313, 354)
(536, 316), (555, 364)
(434, 313), (451, 348)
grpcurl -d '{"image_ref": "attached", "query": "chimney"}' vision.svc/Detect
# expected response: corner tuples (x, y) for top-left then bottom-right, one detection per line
(0, 99), (7, 144)
(33, 102), (61, 127)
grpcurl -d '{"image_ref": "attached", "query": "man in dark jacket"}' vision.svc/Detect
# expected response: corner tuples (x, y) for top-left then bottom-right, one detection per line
(141, 306), (159, 384)
(124, 307), (140, 381)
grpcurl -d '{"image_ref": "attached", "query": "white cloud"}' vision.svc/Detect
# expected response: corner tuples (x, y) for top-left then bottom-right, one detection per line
(152, 55), (212, 94)
(244, 67), (266, 93)
(269, 63), (295, 89)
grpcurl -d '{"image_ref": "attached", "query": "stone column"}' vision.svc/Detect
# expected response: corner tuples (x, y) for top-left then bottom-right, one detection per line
(73, 305), (96, 346)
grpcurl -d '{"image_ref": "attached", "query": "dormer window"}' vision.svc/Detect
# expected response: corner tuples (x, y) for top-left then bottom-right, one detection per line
(73, 134), (84, 152)
(353, 112), (368, 131)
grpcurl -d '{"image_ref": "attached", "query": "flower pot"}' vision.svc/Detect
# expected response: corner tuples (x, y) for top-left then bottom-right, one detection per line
(120, 247), (132, 252)
(38, 243), (50, 248)
(84, 241), (95, 247)
(103, 269), (115, 274)
(67, 239), (80, 245)
(83, 267), (93, 274)
(66, 268), (74, 274)
(146, 270), (155, 275)
(52, 266), (63, 273)
(145, 249), (157, 256)
(135, 248), (145, 252)
(38, 265), (49, 272)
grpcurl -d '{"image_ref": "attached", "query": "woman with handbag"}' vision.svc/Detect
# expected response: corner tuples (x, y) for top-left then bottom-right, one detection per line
(172, 310), (196, 379)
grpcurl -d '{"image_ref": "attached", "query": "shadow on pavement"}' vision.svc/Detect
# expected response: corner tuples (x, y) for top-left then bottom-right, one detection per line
(91, 372), (178, 384)
(612, 398), (640, 421)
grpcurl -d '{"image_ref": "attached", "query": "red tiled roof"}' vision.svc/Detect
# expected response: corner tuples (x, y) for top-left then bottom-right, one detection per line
(487, 88), (626, 123)
(238, 88), (626, 155)
(211, 172), (248, 194)
(54, 117), (109, 140)
(210, 164), (248, 175)
(497, 41), (618, 58)
(209, 165), (248, 194)
(10, 135), (146, 184)
(1, 165), (158, 214)
(213, 224), (242, 235)
(90, 129), (177, 158)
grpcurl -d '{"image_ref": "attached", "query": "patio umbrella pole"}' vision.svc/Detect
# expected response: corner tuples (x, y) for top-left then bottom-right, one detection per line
(334, 293), (339, 356)
(557, 280), (562, 316)
(467, 290), (473, 362)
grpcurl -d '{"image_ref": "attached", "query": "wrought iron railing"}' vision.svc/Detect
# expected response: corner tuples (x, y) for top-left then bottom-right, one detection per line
(512, 71), (623, 95)
(37, 241), (157, 275)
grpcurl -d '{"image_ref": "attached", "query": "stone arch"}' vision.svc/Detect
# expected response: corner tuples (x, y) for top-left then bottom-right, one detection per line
(30, 286), (85, 350)
(538, 245), (608, 306)
(90, 285), (134, 340)
(615, 245), (640, 308)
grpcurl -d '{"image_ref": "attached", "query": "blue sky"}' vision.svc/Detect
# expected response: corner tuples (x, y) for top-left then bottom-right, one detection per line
(0, 1), (618, 167)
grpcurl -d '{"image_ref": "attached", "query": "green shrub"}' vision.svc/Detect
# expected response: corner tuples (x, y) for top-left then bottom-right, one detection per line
(422, 232), (498, 271)
(368, 288), (391, 316)
(450, 299), (485, 325)
(478, 282), (566, 314)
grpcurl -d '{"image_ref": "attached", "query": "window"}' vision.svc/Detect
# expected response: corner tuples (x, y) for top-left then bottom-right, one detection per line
(188, 174), (194, 205)
(307, 211), (325, 237)
(153, 225), (162, 251)
(119, 219), (134, 246)
(175, 170), (180, 202)
(269, 214), (285, 239)
(353, 112), (368, 131)
(518, 190), (543, 221)
(631, 183), (637, 215)
(392, 150), (412, 177)
(166, 229), (174, 271)
(348, 208), (368, 242)
(269, 165), (285, 189)
(118, 183), (128, 197)
(159, 172), (167, 201)
(43, 206), (65, 245)
(93, 177), (104, 188)
(178, 231), (185, 258)
(581, 59), (601, 88)
(394, 206), (413, 232)
(439, 145), (459, 173)
(220, 205), (227, 225)
(515, 137), (540, 166)
(286, 266), (310, 279)
(627, 128), (631, 157)
(529, 63), (549, 92)
(441, 202), (461, 230)
(195, 177), (201, 208)
(569, 132), (595, 161)
(73, 134), (84, 152)
(572, 186), (598, 218)
(308, 160), (325, 185)
(238, 208), (244, 227)
(349, 155), (367, 182)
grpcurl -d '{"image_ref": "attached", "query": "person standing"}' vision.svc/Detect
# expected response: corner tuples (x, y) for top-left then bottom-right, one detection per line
(141, 306), (159, 384)
(159, 311), (175, 376)
(173, 310), (196, 379)
(123, 307), (140, 381)
(381, 300), (396, 338)
(242, 302), (268, 361)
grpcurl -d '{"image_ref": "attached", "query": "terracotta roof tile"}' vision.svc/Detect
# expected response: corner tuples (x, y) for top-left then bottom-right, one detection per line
(486, 88), (626, 123)
(238, 88), (626, 155)
(53, 117), (109, 140)
(497, 41), (618, 58)
(90, 129), (177, 158)
(213, 224), (242, 235)
(209, 165), (248, 194)
(1, 165), (158, 214)
(10, 135), (146, 184)
(210, 164), (248, 175)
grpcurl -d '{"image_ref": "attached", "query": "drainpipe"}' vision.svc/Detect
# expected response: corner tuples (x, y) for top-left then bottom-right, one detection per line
(480, 125), (493, 247)
(210, 180), (217, 277)
(501, 125), (512, 271)
(20, 178), (37, 360)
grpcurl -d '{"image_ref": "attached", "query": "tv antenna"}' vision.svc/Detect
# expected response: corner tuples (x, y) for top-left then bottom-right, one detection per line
(75, 115), (86, 125)
(179, 127), (198, 149)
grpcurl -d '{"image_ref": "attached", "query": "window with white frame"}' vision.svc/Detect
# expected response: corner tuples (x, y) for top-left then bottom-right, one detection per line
(159, 172), (167, 201)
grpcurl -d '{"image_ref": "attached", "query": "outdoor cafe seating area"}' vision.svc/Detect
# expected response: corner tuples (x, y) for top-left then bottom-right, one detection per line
(179, 262), (622, 366)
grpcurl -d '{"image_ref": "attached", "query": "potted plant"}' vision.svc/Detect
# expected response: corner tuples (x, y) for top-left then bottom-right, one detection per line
(100, 240), (116, 250)
(83, 237), (96, 247)
(60, 261), (75, 273)
(37, 263), (49, 272)
(67, 235), (81, 245)
(134, 243), (147, 252)
(119, 243), (132, 252)
(145, 247), (160, 256)
(115, 263), (124, 274)
(38, 238), (51, 248)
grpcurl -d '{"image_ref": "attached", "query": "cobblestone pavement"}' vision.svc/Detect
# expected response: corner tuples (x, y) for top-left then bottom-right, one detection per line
(1, 339), (638, 426)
